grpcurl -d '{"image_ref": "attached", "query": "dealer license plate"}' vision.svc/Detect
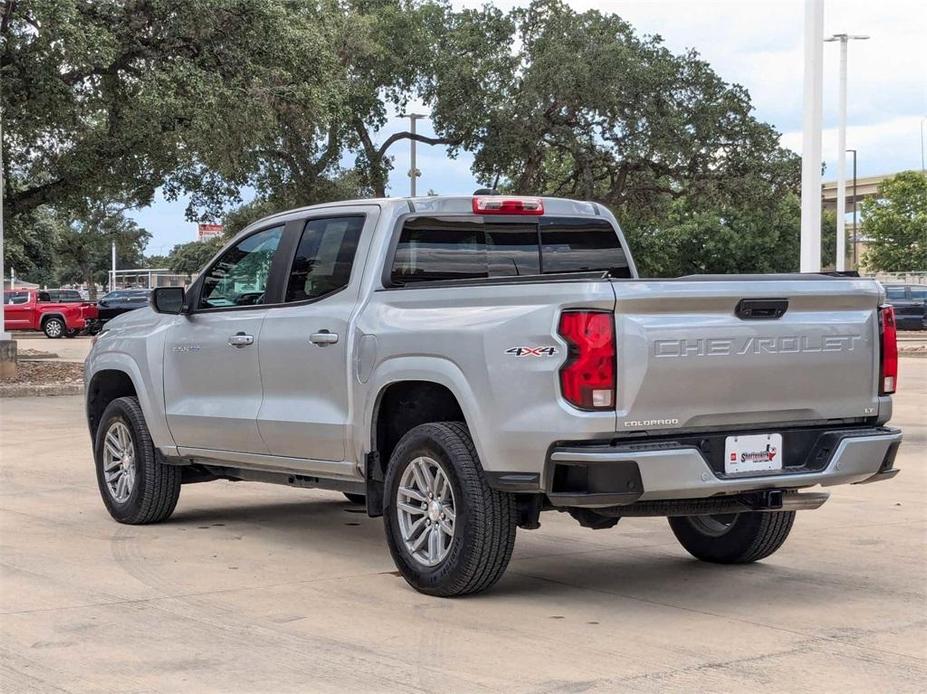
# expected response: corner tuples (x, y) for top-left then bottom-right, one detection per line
(724, 433), (783, 475)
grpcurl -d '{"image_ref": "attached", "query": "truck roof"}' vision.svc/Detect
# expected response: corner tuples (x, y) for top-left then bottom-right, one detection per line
(246, 195), (608, 235)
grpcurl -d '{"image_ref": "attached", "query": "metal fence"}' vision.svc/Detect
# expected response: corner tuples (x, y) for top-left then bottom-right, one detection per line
(863, 272), (927, 285)
(109, 268), (189, 290)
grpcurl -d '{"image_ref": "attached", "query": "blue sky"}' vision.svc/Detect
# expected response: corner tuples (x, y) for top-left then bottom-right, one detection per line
(133, 0), (927, 255)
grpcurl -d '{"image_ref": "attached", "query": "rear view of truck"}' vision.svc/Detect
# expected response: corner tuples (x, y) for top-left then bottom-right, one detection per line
(364, 195), (902, 595)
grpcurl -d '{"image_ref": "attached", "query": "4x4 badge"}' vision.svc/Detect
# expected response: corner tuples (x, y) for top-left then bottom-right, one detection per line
(505, 346), (558, 357)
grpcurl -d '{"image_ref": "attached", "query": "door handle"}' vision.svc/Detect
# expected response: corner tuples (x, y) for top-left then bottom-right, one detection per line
(228, 332), (254, 347)
(310, 330), (339, 346)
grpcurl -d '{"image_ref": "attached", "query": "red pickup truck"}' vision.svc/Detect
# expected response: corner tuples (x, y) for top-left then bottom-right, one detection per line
(3, 290), (100, 338)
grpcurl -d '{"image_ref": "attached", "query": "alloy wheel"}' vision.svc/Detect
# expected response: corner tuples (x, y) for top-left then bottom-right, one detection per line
(102, 421), (136, 503)
(396, 456), (456, 567)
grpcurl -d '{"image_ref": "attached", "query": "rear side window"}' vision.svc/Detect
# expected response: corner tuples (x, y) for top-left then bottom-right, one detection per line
(909, 287), (926, 300)
(885, 287), (907, 301)
(540, 217), (631, 277)
(390, 215), (626, 285)
(284, 216), (364, 302)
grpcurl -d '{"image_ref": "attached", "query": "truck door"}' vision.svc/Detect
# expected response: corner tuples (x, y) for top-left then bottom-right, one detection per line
(163, 225), (285, 454)
(257, 209), (377, 463)
(2, 291), (33, 330)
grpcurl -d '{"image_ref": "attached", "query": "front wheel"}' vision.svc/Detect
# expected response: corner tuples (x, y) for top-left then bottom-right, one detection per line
(383, 422), (517, 597)
(668, 511), (795, 564)
(43, 317), (65, 339)
(94, 396), (182, 524)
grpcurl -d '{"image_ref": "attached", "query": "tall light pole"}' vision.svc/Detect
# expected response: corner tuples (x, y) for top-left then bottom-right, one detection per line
(825, 33), (869, 271)
(110, 239), (117, 292)
(401, 113), (427, 197)
(800, 0), (825, 272)
(0, 106), (9, 342)
(847, 148), (858, 268)
(921, 116), (926, 172)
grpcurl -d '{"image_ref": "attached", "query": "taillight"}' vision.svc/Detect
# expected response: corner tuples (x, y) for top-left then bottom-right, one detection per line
(557, 311), (616, 410)
(879, 304), (898, 395)
(472, 196), (544, 215)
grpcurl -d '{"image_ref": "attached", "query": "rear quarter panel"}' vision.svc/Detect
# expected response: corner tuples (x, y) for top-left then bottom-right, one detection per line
(356, 281), (617, 475)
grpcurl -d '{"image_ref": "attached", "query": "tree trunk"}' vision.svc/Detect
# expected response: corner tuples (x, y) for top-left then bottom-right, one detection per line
(85, 271), (98, 301)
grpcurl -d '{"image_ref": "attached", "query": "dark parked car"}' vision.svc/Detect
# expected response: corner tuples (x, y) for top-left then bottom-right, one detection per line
(97, 289), (151, 322)
(884, 284), (926, 330)
(885, 284), (927, 330)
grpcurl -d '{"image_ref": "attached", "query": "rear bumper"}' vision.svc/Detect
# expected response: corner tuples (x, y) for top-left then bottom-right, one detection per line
(492, 426), (902, 507)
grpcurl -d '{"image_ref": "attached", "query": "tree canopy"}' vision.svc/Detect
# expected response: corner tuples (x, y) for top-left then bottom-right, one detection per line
(861, 171), (927, 273)
(3, 0), (846, 282)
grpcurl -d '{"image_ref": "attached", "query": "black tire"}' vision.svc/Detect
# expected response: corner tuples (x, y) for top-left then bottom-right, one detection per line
(383, 422), (517, 597)
(668, 511), (795, 564)
(42, 317), (65, 339)
(65, 329), (78, 338)
(343, 492), (366, 505)
(94, 396), (181, 524)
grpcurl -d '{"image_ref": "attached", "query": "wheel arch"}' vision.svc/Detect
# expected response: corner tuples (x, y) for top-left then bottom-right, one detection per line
(85, 352), (174, 453)
(40, 312), (66, 327)
(86, 369), (138, 441)
(364, 358), (486, 478)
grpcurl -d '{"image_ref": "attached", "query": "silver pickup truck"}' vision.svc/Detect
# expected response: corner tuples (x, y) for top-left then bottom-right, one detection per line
(85, 195), (902, 596)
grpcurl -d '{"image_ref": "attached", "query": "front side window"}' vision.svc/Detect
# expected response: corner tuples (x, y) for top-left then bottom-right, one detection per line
(3, 291), (29, 305)
(199, 226), (283, 309)
(909, 286), (926, 300)
(285, 216), (364, 302)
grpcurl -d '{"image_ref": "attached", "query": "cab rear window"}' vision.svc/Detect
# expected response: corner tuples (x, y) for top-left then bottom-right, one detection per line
(390, 216), (629, 285)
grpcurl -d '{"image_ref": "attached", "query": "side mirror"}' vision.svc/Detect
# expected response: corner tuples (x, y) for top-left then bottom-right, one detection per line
(150, 287), (186, 315)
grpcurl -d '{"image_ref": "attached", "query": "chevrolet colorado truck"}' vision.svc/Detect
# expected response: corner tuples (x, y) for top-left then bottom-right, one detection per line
(4, 289), (99, 338)
(84, 195), (902, 596)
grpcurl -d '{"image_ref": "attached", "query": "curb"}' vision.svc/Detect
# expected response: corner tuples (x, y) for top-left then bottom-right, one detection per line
(0, 383), (84, 398)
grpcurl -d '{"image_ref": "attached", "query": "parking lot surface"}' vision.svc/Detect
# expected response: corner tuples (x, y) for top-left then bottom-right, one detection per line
(1, 359), (925, 692)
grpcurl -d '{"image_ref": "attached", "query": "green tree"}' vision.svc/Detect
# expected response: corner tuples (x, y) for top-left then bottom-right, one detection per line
(55, 205), (151, 299)
(428, 0), (802, 276)
(861, 171), (927, 272)
(167, 238), (224, 278)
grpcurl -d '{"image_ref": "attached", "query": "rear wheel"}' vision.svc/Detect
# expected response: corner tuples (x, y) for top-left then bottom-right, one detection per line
(668, 511), (795, 564)
(383, 422), (517, 596)
(42, 317), (65, 339)
(94, 396), (182, 524)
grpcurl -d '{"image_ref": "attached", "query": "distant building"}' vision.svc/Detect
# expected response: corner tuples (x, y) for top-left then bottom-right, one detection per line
(197, 223), (223, 241)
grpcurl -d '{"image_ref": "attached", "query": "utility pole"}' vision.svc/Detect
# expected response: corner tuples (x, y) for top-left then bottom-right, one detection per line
(800, 0), (824, 272)
(110, 240), (117, 292)
(847, 148), (858, 268)
(825, 33), (869, 271)
(0, 106), (9, 341)
(921, 117), (926, 172)
(402, 113), (426, 197)
(0, 104), (16, 379)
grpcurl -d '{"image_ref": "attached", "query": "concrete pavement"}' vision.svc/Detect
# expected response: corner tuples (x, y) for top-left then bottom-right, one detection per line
(0, 360), (925, 692)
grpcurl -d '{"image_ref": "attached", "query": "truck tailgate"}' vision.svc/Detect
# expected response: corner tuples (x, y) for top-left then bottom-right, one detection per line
(610, 276), (883, 433)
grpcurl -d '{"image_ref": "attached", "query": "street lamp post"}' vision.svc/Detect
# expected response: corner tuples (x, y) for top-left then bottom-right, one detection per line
(401, 113), (427, 197)
(825, 33), (869, 272)
(847, 148), (858, 268)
